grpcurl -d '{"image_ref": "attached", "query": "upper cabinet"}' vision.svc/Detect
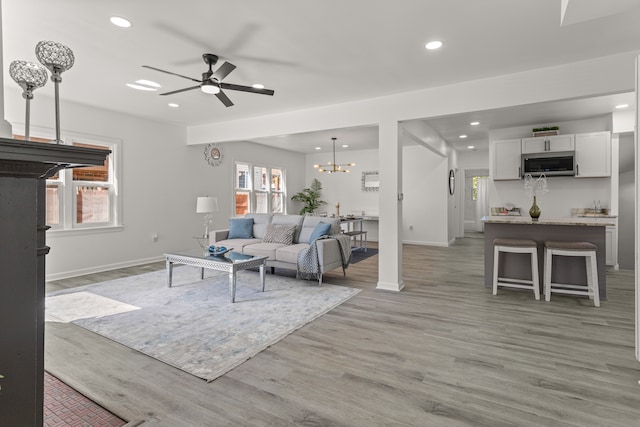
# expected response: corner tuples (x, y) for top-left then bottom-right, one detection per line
(575, 131), (611, 178)
(521, 134), (574, 154)
(492, 139), (521, 180)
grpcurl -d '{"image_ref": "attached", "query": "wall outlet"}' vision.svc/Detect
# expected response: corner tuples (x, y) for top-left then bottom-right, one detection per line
(152, 233), (159, 242)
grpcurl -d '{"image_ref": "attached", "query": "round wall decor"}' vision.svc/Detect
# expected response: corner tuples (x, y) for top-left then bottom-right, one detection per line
(204, 143), (223, 166)
(448, 169), (455, 195)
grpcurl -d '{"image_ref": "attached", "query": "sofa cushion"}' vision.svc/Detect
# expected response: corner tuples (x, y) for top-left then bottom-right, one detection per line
(245, 213), (272, 239)
(309, 222), (331, 242)
(263, 224), (296, 245)
(214, 238), (262, 251)
(275, 243), (310, 264)
(299, 216), (340, 243)
(228, 218), (254, 239)
(272, 214), (304, 242)
(243, 242), (286, 260)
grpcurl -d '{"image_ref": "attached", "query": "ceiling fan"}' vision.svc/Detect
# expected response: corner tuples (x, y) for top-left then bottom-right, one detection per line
(142, 53), (274, 107)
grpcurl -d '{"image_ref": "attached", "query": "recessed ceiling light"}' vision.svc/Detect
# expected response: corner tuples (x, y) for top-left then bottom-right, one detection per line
(315, 147), (321, 150)
(470, 121), (480, 126)
(467, 145), (475, 150)
(168, 103), (179, 108)
(110, 16), (131, 28)
(136, 79), (160, 88)
(459, 134), (468, 139)
(615, 104), (629, 109)
(126, 83), (156, 91)
(425, 40), (443, 50)
(342, 144), (349, 148)
(252, 83), (265, 89)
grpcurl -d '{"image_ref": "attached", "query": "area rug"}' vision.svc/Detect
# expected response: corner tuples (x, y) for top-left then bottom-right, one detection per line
(350, 248), (378, 263)
(45, 267), (360, 382)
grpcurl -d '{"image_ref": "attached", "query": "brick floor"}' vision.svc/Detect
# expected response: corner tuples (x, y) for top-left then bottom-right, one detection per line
(44, 371), (126, 427)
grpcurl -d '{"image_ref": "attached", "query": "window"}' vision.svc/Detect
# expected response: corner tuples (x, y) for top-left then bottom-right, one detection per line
(472, 175), (488, 201)
(235, 162), (286, 215)
(14, 130), (121, 231)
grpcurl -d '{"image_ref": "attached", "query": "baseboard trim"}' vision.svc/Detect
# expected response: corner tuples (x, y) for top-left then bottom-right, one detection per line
(46, 256), (165, 282)
(402, 239), (449, 247)
(376, 280), (405, 292)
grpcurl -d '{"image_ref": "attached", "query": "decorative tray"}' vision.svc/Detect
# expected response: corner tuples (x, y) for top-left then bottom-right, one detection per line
(208, 246), (233, 256)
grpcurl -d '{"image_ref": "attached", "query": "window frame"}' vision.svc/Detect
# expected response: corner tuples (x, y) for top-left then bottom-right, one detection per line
(234, 161), (286, 215)
(13, 124), (122, 234)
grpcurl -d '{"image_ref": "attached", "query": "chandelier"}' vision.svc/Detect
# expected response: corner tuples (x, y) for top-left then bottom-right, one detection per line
(313, 137), (355, 173)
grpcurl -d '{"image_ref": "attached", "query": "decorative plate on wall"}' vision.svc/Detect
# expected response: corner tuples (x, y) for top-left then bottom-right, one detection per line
(204, 143), (223, 166)
(448, 169), (455, 195)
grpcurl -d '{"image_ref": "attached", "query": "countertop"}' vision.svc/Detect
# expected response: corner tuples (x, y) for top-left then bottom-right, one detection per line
(481, 215), (616, 226)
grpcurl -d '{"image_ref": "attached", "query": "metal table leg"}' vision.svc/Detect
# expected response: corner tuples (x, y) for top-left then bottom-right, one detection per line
(229, 271), (236, 303)
(167, 259), (173, 288)
(260, 262), (266, 292)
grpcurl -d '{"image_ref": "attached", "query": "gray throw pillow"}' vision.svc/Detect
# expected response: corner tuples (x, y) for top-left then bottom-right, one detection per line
(262, 224), (296, 245)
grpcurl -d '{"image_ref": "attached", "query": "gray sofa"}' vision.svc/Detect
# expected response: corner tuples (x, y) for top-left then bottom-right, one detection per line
(210, 213), (349, 285)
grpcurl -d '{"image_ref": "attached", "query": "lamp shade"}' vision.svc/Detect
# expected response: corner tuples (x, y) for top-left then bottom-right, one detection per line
(9, 61), (48, 97)
(196, 196), (218, 213)
(35, 40), (75, 78)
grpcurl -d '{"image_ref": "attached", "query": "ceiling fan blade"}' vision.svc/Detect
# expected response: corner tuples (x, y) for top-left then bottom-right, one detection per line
(215, 90), (234, 107)
(142, 65), (201, 83)
(159, 85), (201, 96)
(213, 62), (236, 81)
(220, 82), (275, 96)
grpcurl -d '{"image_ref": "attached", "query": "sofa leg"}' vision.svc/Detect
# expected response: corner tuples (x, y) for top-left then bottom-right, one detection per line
(342, 266), (346, 277)
(318, 273), (323, 286)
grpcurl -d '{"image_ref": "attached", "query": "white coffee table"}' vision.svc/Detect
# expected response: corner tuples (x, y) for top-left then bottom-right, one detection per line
(164, 250), (268, 303)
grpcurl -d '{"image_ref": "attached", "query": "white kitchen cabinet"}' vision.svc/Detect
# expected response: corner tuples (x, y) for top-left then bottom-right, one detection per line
(606, 225), (617, 267)
(521, 134), (574, 154)
(492, 139), (521, 180)
(575, 131), (611, 178)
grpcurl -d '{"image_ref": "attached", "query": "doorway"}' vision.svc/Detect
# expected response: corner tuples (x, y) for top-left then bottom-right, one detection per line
(463, 168), (489, 233)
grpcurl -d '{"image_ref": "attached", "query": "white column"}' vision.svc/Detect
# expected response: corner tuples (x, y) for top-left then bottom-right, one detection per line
(635, 55), (640, 362)
(377, 119), (404, 291)
(0, 0), (14, 137)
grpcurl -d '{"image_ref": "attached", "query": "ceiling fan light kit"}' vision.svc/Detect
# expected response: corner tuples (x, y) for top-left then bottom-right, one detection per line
(200, 80), (220, 94)
(143, 53), (274, 107)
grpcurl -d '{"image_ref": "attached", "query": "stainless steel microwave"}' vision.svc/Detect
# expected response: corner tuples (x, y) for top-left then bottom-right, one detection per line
(521, 151), (575, 177)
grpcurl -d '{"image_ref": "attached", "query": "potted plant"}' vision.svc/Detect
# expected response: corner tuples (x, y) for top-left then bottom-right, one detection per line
(291, 178), (327, 215)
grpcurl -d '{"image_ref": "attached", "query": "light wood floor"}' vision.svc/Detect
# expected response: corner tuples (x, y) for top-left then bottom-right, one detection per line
(46, 237), (640, 426)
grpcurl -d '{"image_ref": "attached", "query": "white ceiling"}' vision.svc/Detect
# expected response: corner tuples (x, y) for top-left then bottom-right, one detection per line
(3, 0), (640, 152)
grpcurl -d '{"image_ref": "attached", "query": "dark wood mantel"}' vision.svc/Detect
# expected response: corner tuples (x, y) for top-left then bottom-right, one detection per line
(0, 138), (110, 426)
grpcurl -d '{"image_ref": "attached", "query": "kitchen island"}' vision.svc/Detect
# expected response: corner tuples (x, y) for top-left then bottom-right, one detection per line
(483, 216), (616, 299)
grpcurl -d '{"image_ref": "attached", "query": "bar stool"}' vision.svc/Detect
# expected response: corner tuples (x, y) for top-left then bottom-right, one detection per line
(543, 241), (599, 307)
(493, 238), (540, 300)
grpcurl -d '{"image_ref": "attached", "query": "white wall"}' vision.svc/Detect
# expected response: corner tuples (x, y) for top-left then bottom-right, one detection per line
(458, 150), (490, 231)
(458, 149), (490, 171)
(304, 148), (379, 217)
(618, 132), (635, 270)
(303, 142), (456, 246)
(402, 145), (449, 246)
(4, 87), (306, 280)
(216, 140), (307, 219)
(490, 177), (611, 218)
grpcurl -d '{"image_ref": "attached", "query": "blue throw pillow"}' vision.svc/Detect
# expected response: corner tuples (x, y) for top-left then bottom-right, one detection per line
(309, 222), (331, 243)
(228, 218), (254, 239)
